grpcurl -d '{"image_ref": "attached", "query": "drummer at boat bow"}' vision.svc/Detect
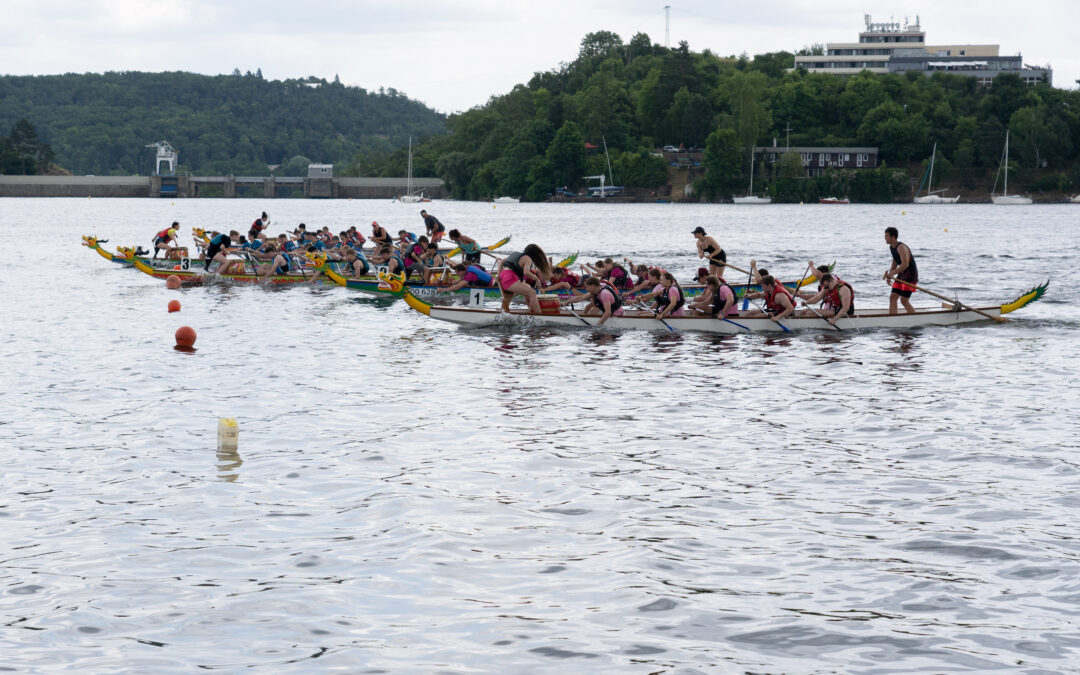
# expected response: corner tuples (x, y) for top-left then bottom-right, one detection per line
(745, 275), (796, 322)
(883, 226), (918, 315)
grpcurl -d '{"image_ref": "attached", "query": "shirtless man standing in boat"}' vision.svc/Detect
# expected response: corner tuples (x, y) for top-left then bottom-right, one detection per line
(883, 227), (918, 315)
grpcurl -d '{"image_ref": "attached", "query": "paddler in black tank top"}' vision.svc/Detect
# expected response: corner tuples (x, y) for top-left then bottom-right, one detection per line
(692, 226), (727, 276)
(883, 226), (918, 314)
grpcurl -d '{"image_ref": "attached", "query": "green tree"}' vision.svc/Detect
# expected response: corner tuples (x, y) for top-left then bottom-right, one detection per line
(700, 127), (740, 199)
(544, 121), (586, 188)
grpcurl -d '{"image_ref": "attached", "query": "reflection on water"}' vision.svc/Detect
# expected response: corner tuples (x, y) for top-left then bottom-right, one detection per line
(0, 200), (1078, 672)
(216, 447), (242, 482)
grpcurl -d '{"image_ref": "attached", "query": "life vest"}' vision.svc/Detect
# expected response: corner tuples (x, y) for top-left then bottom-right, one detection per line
(372, 226), (392, 245)
(655, 283), (685, 313)
(459, 240), (480, 254)
(465, 265), (493, 286)
(825, 280), (855, 315)
(250, 218), (265, 233)
(711, 279), (738, 316)
(592, 281), (623, 313)
(765, 284), (794, 314)
(275, 254), (292, 275)
(606, 264), (633, 290)
(154, 228), (173, 242)
(388, 251), (406, 272)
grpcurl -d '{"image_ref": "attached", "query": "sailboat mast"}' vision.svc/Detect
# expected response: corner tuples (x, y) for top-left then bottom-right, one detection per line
(927, 143), (936, 195)
(749, 150), (754, 195)
(1003, 130), (1009, 197)
(406, 137), (413, 196)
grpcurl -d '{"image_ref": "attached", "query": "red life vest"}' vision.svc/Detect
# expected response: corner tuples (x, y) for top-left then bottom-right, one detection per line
(155, 228), (173, 241)
(765, 284), (794, 314)
(825, 280), (855, 315)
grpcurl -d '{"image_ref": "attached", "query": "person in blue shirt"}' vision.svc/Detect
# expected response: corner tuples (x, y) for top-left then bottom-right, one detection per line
(205, 231), (237, 272)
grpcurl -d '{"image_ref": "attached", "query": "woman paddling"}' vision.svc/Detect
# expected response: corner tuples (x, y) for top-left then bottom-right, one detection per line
(496, 244), (552, 313)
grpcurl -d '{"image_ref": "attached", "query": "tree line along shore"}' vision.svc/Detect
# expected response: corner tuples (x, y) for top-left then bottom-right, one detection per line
(2, 31), (1078, 202)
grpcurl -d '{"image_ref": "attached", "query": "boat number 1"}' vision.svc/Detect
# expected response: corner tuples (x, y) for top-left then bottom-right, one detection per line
(469, 289), (484, 308)
(180, 257), (190, 270)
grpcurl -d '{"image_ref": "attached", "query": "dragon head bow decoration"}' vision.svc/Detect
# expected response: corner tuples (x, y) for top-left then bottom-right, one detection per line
(377, 270), (406, 292)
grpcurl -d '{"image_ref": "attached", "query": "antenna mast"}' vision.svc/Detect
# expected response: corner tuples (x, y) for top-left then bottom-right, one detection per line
(664, 5), (671, 48)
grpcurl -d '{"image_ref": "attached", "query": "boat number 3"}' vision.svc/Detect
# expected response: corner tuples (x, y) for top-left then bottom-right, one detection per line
(469, 289), (484, 308)
(180, 257), (191, 270)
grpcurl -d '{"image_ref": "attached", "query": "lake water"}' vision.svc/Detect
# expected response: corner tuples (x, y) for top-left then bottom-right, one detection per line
(1, 197), (1079, 673)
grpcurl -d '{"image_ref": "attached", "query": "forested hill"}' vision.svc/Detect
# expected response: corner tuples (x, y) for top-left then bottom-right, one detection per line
(0, 71), (446, 175)
(413, 31), (1080, 201)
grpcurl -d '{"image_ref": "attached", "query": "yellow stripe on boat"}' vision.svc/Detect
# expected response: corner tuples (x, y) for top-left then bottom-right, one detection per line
(1000, 280), (1049, 315)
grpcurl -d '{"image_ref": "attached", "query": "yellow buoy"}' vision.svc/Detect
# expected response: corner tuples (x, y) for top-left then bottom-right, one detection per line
(218, 418), (239, 452)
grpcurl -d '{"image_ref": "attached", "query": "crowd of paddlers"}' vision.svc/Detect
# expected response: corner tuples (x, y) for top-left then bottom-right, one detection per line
(150, 212), (923, 328)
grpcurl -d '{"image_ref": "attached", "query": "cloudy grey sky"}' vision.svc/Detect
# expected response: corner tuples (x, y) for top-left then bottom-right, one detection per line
(1, 0), (1075, 113)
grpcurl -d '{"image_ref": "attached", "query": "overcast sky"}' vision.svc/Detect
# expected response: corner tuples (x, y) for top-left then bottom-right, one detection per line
(1, 1), (1075, 113)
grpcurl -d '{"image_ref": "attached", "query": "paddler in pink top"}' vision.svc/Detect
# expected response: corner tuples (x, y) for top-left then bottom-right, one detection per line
(496, 244), (552, 313)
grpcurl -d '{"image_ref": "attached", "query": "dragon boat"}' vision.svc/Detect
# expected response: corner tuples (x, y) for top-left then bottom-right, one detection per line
(191, 228), (512, 257)
(382, 273), (1048, 333)
(83, 235), (199, 270)
(308, 252), (583, 298)
(307, 252), (814, 301)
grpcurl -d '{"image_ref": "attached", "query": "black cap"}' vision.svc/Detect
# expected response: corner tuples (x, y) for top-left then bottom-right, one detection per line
(692, 226), (706, 235)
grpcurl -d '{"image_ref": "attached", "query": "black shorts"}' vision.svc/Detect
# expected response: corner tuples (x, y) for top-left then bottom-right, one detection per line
(891, 288), (913, 298)
(709, 250), (727, 265)
(465, 251), (481, 263)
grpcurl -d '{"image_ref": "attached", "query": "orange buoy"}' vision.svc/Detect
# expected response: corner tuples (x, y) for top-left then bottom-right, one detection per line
(166, 275), (181, 289)
(175, 326), (196, 348)
(167, 299), (181, 313)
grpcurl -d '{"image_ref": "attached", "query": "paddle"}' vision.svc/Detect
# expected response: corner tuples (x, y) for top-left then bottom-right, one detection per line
(633, 302), (675, 332)
(886, 276), (1008, 323)
(561, 299), (592, 326)
(802, 301), (842, 331)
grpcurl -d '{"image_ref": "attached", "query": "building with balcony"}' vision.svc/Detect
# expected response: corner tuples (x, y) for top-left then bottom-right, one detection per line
(754, 146), (879, 178)
(793, 15), (1050, 86)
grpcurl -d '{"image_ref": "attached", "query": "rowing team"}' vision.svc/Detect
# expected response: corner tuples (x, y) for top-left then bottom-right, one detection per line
(484, 244), (854, 326)
(152, 219), (488, 282)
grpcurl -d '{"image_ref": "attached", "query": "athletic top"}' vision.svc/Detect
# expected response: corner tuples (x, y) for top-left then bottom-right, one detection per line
(890, 242), (918, 284)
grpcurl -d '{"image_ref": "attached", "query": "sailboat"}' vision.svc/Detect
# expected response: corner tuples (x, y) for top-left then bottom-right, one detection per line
(913, 142), (959, 204)
(399, 137), (427, 203)
(732, 151), (771, 204)
(991, 129), (1032, 205)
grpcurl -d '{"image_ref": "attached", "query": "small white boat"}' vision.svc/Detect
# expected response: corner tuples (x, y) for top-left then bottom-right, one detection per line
(732, 195), (773, 204)
(991, 130), (1033, 205)
(493, 196), (519, 203)
(819, 197), (850, 204)
(1070, 195), (1080, 204)
(914, 143), (959, 203)
(732, 153), (771, 204)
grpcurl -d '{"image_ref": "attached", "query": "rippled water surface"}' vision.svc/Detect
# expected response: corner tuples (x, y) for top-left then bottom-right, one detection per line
(2, 198), (1079, 673)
